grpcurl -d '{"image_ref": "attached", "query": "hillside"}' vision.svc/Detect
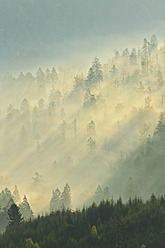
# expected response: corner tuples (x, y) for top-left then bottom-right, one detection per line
(0, 35), (165, 215)
(0, 197), (165, 248)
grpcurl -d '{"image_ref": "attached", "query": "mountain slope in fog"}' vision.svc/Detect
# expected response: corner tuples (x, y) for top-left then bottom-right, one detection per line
(0, 35), (165, 212)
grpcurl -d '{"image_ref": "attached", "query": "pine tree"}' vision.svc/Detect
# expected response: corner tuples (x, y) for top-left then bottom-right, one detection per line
(94, 185), (103, 205)
(153, 112), (165, 143)
(35, 68), (45, 85)
(103, 186), (110, 201)
(61, 184), (71, 210)
(45, 68), (51, 84)
(126, 177), (140, 199)
(7, 203), (23, 227)
(141, 38), (149, 73)
(122, 48), (130, 65)
(150, 34), (158, 52)
(130, 48), (137, 65)
(51, 68), (58, 83)
(49, 188), (61, 212)
(114, 216), (124, 248)
(20, 98), (30, 113)
(86, 57), (103, 87)
(110, 65), (117, 79)
(13, 185), (20, 204)
(19, 195), (34, 221)
(0, 188), (14, 210)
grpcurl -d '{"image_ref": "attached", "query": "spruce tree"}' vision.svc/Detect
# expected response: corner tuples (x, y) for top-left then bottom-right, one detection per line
(94, 185), (103, 205)
(49, 189), (61, 212)
(19, 195), (34, 221)
(7, 203), (23, 227)
(61, 184), (71, 210)
(13, 185), (21, 204)
(86, 57), (103, 87)
(0, 188), (14, 210)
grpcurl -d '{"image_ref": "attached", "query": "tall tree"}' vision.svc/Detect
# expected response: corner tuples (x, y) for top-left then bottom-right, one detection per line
(19, 196), (34, 221)
(141, 38), (149, 73)
(35, 68), (45, 85)
(86, 57), (103, 87)
(126, 177), (140, 199)
(49, 188), (61, 212)
(61, 184), (71, 210)
(20, 98), (30, 113)
(130, 48), (137, 65)
(150, 34), (158, 52)
(7, 203), (23, 228)
(0, 188), (14, 210)
(94, 185), (103, 205)
(51, 68), (58, 84)
(13, 185), (21, 204)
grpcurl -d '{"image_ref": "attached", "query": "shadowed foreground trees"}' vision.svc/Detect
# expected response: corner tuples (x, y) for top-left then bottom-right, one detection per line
(0, 196), (165, 248)
(7, 203), (23, 228)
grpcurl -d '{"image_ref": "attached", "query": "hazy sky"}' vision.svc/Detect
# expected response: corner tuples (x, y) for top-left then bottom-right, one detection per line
(0, 0), (165, 74)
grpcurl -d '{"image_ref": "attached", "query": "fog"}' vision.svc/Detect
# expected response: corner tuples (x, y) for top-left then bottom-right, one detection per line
(0, 33), (165, 217)
(0, 1), (165, 221)
(1, 0), (165, 75)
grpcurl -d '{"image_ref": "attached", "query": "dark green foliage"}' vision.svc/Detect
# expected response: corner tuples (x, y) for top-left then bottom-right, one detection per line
(1, 197), (165, 247)
(7, 203), (23, 228)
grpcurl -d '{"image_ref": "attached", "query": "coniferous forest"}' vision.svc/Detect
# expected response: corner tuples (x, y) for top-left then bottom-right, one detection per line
(0, 33), (165, 246)
(0, 196), (165, 248)
(1, 1), (165, 246)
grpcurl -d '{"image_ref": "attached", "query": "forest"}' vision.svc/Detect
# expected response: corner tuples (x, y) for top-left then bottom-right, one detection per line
(0, 34), (165, 245)
(0, 195), (165, 248)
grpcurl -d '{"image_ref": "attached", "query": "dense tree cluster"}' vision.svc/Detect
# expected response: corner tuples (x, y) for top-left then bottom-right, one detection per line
(0, 186), (33, 233)
(49, 183), (71, 212)
(0, 196), (165, 247)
